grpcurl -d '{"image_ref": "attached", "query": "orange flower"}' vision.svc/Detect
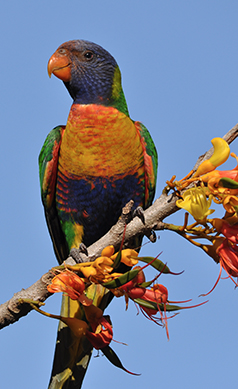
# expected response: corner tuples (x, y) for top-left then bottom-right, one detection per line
(206, 176), (238, 197)
(111, 249), (139, 267)
(64, 245), (138, 284)
(200, 153), (238, 197)
(94, 256), (114, 274)
(72, 256), (114, 281)
(222, 195), (238, 214)
(101, 245), (115, 257)
(47, 270), (92, 306)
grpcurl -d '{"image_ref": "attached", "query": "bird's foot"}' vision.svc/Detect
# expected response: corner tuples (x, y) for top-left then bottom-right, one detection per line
(132, 206), (157, 243)
(78, 243), (88, 256)
(70, 243), (88, 263)
(145, 229), (157, 243)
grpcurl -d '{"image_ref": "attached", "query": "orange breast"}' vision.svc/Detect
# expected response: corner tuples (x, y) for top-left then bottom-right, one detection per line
(58, 104), (144, 179)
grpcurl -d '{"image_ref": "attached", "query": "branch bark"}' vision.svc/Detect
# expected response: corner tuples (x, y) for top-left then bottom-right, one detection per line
(1, 123), (237, 330)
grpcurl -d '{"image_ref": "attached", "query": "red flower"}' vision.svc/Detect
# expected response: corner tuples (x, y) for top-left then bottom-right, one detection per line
(221, 222), (238, 244)
(120, 266), (145, 293)
(138, 284), (170, 339)
(218, 239), (238, 280)
(86, 316), (113, 349)
(201, 238), (238, 296)
(143, 284), (168, 305)
(212, 218), (238, 244)
(210, 219), (238, 285)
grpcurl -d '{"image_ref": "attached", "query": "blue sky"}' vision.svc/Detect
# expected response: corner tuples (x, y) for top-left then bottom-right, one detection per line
(1, 1), (238, 388)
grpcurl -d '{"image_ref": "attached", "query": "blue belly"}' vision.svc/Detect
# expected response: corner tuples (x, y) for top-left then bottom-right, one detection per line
(56, 172), (145, 246)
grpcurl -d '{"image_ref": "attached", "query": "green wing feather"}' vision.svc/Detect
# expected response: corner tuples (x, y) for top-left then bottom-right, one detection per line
(39, 125), (68, 263)
(136, 122), (158, 207)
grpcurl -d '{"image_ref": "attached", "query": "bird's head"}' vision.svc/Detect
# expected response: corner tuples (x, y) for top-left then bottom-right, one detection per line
(48, 40), (128, 114)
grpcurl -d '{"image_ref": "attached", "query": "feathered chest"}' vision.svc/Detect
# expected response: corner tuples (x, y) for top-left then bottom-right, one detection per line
(58, 104), (144, 179)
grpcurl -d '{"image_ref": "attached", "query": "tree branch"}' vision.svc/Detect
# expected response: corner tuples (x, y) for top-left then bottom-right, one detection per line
(1, 123), (237, 330)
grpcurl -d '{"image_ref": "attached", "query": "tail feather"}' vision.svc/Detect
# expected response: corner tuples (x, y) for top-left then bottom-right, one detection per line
(48, 286), (113, 389)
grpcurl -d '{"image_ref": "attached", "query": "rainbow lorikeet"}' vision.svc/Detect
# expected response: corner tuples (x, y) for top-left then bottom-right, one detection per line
(39, 40), (158, 389)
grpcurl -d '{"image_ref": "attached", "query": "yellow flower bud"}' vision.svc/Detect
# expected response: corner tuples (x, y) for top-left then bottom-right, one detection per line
(194, 138), (230, 177)
(101, 245), (115, 257)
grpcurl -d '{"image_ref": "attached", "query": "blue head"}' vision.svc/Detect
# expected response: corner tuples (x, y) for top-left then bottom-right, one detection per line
(48, 40), (128, 114)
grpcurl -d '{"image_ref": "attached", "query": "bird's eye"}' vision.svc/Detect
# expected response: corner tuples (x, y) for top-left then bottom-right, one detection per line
(84, 51), (94, 60)
(58, 48), (67, 55)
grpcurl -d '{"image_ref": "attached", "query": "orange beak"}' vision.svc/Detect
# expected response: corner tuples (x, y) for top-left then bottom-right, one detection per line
(47, 51), (72, 82)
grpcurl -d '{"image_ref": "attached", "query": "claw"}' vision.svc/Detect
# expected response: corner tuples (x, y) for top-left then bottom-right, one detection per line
(78, 243), (88, 256)
(147, 230), (157, 243)
(132, 206), (145, 224)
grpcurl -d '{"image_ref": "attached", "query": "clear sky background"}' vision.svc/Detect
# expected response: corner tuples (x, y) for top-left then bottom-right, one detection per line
(1, 1), (238, 388)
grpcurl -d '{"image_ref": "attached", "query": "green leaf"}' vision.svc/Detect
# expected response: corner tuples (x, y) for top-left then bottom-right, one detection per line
(102, 268), (140, 289)
(101, 345), (140, 375)
(165, 304), (182, 312)
(137, 256), (171, 273)
(133, 298), (158, 310)
(219, 177), (238, 189)
(112, 250), (121, 269)
(139, 280), (155, 288)
(134, 298), (182, 312)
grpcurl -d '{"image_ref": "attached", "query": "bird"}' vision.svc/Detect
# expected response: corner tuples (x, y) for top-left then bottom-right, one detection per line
(39, 39), (158, 389)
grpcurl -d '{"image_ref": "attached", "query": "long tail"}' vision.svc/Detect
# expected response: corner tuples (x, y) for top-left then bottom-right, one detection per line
(48, 285), (112, 389)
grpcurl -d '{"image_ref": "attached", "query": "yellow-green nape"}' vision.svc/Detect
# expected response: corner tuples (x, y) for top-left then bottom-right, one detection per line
(112, 66), (122, 100)
(111, 66), (129, 116)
